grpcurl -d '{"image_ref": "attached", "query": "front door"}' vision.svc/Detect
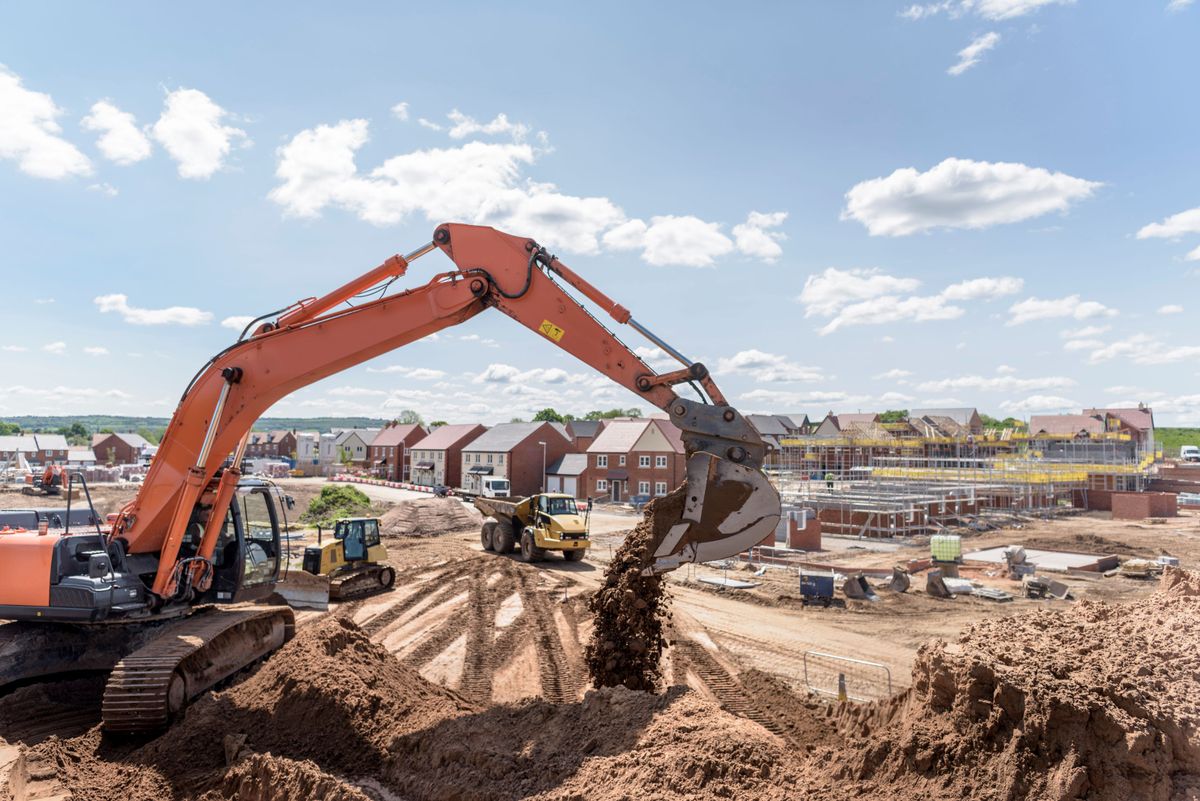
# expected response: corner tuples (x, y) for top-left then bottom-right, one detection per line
(610, 480), (621, 502)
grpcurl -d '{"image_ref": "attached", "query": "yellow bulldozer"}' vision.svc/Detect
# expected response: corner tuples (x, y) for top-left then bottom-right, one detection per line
(475, 493), (590, 563)
(276, 516), (395, 609)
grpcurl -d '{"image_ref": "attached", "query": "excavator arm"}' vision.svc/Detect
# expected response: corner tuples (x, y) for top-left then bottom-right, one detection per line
(114, 223), (780, 601)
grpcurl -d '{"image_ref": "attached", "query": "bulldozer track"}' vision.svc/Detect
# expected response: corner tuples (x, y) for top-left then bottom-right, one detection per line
(459, 563), (502, 703)
(359, 560), (477, 638)
(514, 567), (578, 704)
(101, 605), (295, 735)
(672, 638), (787, 740)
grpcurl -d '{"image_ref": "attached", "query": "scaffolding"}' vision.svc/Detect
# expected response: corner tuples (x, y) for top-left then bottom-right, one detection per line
(771, 431), (1154, 538)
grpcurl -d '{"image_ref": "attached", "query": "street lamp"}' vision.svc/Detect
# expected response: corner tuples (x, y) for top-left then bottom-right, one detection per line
(537, 441), (547, 492)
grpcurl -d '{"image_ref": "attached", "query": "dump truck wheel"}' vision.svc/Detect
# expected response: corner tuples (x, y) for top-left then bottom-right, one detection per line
(562, 549), (585, 562)
(481, 520), (497, 551)
(493, 521), (515, 554)
(520, 530), (540, 562)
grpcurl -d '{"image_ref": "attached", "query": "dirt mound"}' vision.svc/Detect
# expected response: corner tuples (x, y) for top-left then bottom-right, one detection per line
(585, 487), (681, 691)
(1161, 564), (1200, 597)
(817, 570), (1200, 800)
(211, 754), (373, 801)
(385, 685), (807, 801)
(1018, 532), (1156, 557)
(378, 497), (482, 537)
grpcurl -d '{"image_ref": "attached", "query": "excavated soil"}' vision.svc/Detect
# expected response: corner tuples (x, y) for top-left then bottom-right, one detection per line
(378, 497), (482, 538)
(584, 486), (682, 691)
(1017, 531), (1158, 558)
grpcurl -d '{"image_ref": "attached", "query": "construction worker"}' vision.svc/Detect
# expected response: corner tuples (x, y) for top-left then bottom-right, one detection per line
(825, 471), (835, 490)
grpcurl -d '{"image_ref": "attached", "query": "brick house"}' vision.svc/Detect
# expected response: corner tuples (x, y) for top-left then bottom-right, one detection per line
(565, 420), (603, 453)
(812, 412), (880, 438)
(545, 453), (589, 499)
(245, 430), (298, 460)
(91, 432), (152, 465)
(585, 418), (685, 502)
(31, 434), (69, 464)
(409, 423), (487, 488)
(0, 435), (37, 464)
(321, 429), (379, 472)
(909, 408), (984, 436)
(369, 423), (427, 480)
(460, 422), (571, 496)
(1083, 406), (1155, 453)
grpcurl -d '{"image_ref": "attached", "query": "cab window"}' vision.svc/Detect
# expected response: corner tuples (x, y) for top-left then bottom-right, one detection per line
(546, 497), (574, 515)
(364, 519), (380, 547)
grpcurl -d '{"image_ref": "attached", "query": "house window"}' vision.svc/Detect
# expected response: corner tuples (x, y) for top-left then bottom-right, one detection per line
(596, 479), (608, 491)
(498, 453), (503, 464)
(655, 455), (668, 469)
(437, 451), (443, 461)
(618, 454), (626, 467)
(596, 455), (608, 468)
(487, 454), (493, 464)
(655, 482), (667, 496)
(638, 481), (650, 495)
(639, 455), (651, 468)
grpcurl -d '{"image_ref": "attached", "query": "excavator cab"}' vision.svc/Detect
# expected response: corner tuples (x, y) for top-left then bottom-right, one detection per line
(199, 480), (284, 605)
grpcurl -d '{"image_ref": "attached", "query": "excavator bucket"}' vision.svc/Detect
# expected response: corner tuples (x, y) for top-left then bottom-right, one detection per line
(272, 570), (331, 611)
(925, 568), (955, 599)
(645, 451), (781, 574)
(881, 566), (910, 593)
(842, 573), (878, 601)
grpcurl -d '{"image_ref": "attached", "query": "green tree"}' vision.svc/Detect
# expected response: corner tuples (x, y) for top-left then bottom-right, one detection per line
(394, 409), (424, 426)
(583, 408), (642, 421)
(879, 409), (908, 423)
(532, 408), (565, 423)
(0, 421), (20, 435)
(56, 422), (90, 446)
(430, 420), (448, 428)
(509, 417), (525, 423)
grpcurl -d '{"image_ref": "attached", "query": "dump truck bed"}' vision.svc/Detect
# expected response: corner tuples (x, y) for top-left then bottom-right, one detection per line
(473, 496), (529, 520)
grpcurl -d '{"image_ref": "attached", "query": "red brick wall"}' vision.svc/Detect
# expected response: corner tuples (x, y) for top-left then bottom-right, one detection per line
(1112, 492), (1178, 520)
(582, 451), (684, 501)
(1086, 489), (1113, 511)
(439, 424), (487, 489)
(93, 434), (138, 465)
(788, 515), (821, 549)
(507, 424), (571, 497)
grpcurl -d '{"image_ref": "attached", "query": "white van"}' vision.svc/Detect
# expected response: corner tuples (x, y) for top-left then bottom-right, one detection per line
(1180, 445), (1200, 463)
(480, 477), (512, 497)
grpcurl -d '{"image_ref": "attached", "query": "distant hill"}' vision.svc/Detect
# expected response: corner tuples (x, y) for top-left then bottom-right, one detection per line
(0, 415), (390, 436)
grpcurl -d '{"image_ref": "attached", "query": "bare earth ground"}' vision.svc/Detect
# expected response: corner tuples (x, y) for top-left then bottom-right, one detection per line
(3, 479), (1198, 799)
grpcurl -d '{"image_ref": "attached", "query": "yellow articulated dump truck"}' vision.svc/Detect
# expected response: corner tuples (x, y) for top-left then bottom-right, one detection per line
(474, 493), (590, 563)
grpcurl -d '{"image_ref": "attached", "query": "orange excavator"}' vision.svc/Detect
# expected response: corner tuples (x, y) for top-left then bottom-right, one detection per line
(0, 223), (780, 732)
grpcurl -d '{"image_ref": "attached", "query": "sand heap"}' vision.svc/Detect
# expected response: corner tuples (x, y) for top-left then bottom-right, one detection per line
(818, 565), (1200, 801)
(378, 497), (482, 538)
(584, 486), (681, 691)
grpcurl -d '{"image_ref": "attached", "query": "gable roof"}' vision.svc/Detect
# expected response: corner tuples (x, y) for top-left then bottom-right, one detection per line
(412, 423), (486, 451)
(546, 453), (588, 476)
(333, 428), (379, 446)
(835, 413), (879, 428)
(371, 423), (425, 447)
(1083, 407), (1154, 432)
(93, 432), (151, 449)
(462, 422), (567, 453)
(567, 420), (603, 439)
(0, 435), (37, 452)
(33, 434), (69, 451)
(909, 408), (979, 427)
(587, 420), (651, 453)
(746, 414), (790, 438)
(653, 419), (685, 454)
(1029, 414), (1104, 436)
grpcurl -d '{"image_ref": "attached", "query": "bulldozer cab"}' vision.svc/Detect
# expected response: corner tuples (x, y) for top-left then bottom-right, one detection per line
(204, 481), (283, 604)
(334, 518), (380, 563)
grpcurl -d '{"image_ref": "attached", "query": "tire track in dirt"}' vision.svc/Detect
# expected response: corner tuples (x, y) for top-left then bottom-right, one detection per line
(671, 638), (788, 741)
(359, 559), (478, 638)
(459, 562), (506, 702)
(514, 566), (579, 703)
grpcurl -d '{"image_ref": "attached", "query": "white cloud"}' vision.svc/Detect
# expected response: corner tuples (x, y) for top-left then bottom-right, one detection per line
(326, 385), (387, 397)
(94, 293), (213, 326)
(2, 345), (27, 352)
(42, 341), (66, 354)
(417, 118), (442, 131)
(1060, 324), (1110, 339)
(879, 391), (915, 404)
(88, 182), (118, 196)
(874, 368), (912, 380)
(739, 388), (870, 410)
(941, 276), (1023, 300)
(917, 374), (1074, 393)
(996, 365), (1017, 374)
(716, 349), (823, 383)
(364, 365), (447, 380)
(446, 109), (530, 141)
(1167, 0), (1194, 11)
(269, 117), (779, 267)
(732, 211), (788, 262)
(0, 64), (92, 179)
(798, 268), (1020, 334)
(221, 315), (255, 332)
(902, 0), (1074, 20)
(473, 363), (523, 384)
(1160, 304), (1184, 315)
(1188, 245), (1200, 262)
(151, 88), (248, 179)
(390, 102), (409, 121)
(843, 158), (1101, 237)
(1007, 295), (1118, 325)
(798, 268), (919, 317)
(83, 346), (109, 355)
(1087, 334), (1200, 366)
(948, 32), (1000, 76)
(1000, 394), (1078, 414)
(634, 346), (678, 371)
(1062, 338), (1104, 352)
(80, 100), (151, 165)
(1136, 207), (1200, 239)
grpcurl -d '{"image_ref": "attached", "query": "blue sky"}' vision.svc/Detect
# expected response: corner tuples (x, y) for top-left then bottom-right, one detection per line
(1, 1), (1198, 425)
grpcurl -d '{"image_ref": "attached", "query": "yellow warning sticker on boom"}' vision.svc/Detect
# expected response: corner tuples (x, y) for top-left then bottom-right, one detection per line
(539, 320), (565, 342)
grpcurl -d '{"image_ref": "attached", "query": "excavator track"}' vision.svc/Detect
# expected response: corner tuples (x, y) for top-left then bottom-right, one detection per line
(330, 564), (396, 601)
(102, 605), (295, 734)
